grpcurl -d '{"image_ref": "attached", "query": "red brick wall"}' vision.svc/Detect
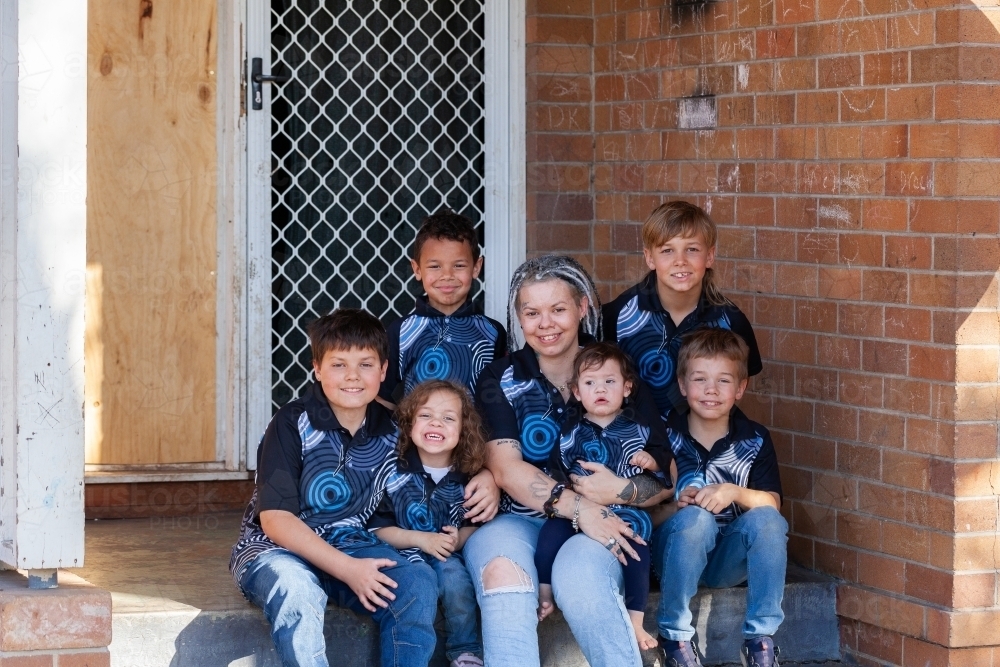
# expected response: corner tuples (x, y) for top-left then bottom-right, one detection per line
(526, 1), (1000, 664)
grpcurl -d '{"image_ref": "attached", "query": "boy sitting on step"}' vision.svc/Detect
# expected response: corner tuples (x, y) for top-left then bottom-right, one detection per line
(229, 309), (438, 667)
(653, 329), (786, 667)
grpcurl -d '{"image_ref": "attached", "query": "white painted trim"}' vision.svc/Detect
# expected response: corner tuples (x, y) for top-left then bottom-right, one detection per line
(0, 0), (18, 567)
(245, 0), (272, 469)
(217, 0), (248, 472)
(11, 0), (87, 568)
(484, 0), (527, 326)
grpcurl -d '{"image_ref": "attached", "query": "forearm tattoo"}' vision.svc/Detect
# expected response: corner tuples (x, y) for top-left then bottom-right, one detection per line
(616, 473), (666, 505)
(530, 472), (553, 500)
(495, 438), (521, 453)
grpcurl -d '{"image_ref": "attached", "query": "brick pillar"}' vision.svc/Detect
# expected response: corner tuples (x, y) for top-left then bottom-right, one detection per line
(0, 571), (112, 666)
(525, 1), (1000, 665)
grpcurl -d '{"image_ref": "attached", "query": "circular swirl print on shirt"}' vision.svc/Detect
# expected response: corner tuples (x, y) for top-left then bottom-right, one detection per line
(520, 414), (560, 462)
(581, 437), (610, 467)
(639, 350), (673, 387)
(414, 347), (452, 383)
(306, 472), (352, 513)
(404, 502), (436, 532)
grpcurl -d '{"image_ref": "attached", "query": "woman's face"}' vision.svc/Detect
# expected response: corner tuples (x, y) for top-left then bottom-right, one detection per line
(517, 279), (588, 359)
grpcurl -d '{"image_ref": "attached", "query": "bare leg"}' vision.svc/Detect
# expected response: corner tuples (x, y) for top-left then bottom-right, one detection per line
(629, 611), (658, 651)
(537, 583), (556, 621)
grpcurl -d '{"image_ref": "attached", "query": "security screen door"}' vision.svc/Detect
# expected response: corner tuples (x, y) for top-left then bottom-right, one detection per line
(247, 0), (488, 419)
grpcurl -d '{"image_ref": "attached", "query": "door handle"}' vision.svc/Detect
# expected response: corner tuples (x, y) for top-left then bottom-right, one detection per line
(250, 57), (290, 110)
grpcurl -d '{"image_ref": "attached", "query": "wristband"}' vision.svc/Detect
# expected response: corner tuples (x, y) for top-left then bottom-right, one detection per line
(543, 483), (566, 519)
(571, 494), (582, 532)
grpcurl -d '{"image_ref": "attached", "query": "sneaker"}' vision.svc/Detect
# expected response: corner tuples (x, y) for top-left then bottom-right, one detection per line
(450, 653), (484, 667)
(741, 636), (779, 667)
(660, 639), (703, 667)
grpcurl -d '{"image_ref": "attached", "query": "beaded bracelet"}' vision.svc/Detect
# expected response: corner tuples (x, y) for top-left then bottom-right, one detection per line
(543, 483), (566, 519)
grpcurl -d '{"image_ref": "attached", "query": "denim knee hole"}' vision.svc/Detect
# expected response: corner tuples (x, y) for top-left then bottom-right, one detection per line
(481, 557), (534, 595)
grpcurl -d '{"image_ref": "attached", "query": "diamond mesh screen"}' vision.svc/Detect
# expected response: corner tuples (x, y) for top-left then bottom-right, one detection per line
(270, 0), (486, 408)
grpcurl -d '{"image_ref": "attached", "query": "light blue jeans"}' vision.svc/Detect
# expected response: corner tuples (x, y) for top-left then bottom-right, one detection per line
(432, 553), (482, 661)
(238, 545), (438, 667)
(463, 513), (641, 667)
(653, 506), (788, 641)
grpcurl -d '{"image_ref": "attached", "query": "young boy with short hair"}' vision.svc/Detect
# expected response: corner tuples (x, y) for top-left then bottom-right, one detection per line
(603, 200), (762, 420)
(380, 209), (507, 405)
(653, 328), (786, 667)
(229, 309), (438, 667)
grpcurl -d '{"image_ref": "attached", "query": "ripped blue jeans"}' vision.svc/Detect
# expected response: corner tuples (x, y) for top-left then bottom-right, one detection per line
(463, 513), (641, 667)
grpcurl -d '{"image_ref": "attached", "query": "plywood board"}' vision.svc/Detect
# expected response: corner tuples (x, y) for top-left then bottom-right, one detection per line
(86, 0), (218, 464)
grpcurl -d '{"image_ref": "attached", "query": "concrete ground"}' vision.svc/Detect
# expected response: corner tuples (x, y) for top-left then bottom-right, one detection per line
(76, 513), (840, 667)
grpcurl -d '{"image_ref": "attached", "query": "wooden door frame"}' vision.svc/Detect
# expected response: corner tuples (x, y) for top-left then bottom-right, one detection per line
(240, 0), (526, 469)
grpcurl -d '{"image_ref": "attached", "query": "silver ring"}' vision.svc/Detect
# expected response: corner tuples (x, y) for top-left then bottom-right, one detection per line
(605, 537), (616, 550)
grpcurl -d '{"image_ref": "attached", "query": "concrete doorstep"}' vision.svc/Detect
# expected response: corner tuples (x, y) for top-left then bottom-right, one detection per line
(73, 514), (840, 667)
(111, 576), (839, 667)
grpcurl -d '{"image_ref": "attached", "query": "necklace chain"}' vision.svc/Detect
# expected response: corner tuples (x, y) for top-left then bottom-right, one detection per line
(545, 375), (570, 392)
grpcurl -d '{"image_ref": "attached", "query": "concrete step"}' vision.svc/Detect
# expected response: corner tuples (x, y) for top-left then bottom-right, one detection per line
(76, 514), (839, 667)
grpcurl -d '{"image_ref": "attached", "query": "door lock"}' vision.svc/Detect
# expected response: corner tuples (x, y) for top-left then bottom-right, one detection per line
(250, 57), (290, 110)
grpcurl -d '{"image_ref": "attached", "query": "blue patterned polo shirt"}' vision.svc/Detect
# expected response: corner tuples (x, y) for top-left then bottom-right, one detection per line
(603, 272), (762, 419)
(551, 410), (667, 541)
(380, 296), (507, 402)
(229, 383), (398, 584)
(368, 446), (471, 564)
(476, 339), (671, 518)
(666, 406), (782, 525)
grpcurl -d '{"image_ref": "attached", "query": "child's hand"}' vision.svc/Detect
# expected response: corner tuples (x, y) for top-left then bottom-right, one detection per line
(340, 557), (399, 612)
(692, 483), (739, 514)
(676, 486), (700, 509)
(630, 451), (660, 472)
(418, 527), (458, 562)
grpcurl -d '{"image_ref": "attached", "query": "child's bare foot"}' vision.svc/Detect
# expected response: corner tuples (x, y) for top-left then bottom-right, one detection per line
(537, 584), (556, 621)
(629, 611), (658, 650)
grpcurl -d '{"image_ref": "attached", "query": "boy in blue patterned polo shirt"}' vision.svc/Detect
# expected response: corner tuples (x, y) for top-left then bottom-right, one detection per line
(603, 201), (762, 421)
(230, 309), (438, 667)
(653, 329), (786, 667)
(380, 209), (507, 406)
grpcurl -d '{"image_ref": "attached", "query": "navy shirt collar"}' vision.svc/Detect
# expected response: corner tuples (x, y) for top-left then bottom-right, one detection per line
(398, 443), (469, 487)
(636, 271), (713, 320)
(667, 405), (756, 456)
(566, 402), (645, 435)
(413, 294), (477, 318)
(303, 381), (396, 442)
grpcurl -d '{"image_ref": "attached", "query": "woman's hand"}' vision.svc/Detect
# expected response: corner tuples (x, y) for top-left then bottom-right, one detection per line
(575, 502), (643, 565)
(568, 461), (630, 505)
(463, 468), (500, 523)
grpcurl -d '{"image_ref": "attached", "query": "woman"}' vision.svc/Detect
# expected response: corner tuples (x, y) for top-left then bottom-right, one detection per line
(466, 256), (672, 667)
